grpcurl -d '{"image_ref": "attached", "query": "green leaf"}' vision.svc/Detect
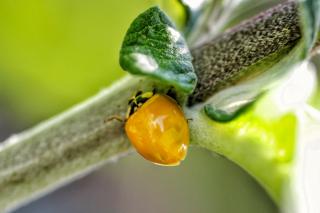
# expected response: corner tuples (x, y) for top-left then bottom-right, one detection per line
(203, 86), (263, 122)
(119, 6), (197, 93)
(299, 0), (320, 55)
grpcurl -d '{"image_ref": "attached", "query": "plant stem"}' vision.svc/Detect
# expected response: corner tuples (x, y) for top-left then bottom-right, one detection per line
(187, 109), (297, 204)
(0, 76), (138, 212)
(0, 1), (319, 211)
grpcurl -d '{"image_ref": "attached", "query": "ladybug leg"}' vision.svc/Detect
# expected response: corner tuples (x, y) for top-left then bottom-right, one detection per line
(186, 118), (193, 123)
(104, 115), (124, 123)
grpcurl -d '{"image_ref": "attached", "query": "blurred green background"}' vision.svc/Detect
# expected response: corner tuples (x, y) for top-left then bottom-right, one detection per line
(0, 0), (277, 212)
(0, 0), (183, 125)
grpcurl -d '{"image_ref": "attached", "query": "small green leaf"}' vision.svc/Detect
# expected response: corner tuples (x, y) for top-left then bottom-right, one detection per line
(204, 86), (263, 122)
(299, 0), (320, 55)
(120, 6), (197, 93)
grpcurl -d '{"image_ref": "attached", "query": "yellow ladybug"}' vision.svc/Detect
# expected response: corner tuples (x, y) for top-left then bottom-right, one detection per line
(125, 91), (189, 166)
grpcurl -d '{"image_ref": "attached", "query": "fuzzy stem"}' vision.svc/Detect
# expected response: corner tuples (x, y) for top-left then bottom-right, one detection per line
(0, 1), (319, 211)
(0, 76), (137, 212)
